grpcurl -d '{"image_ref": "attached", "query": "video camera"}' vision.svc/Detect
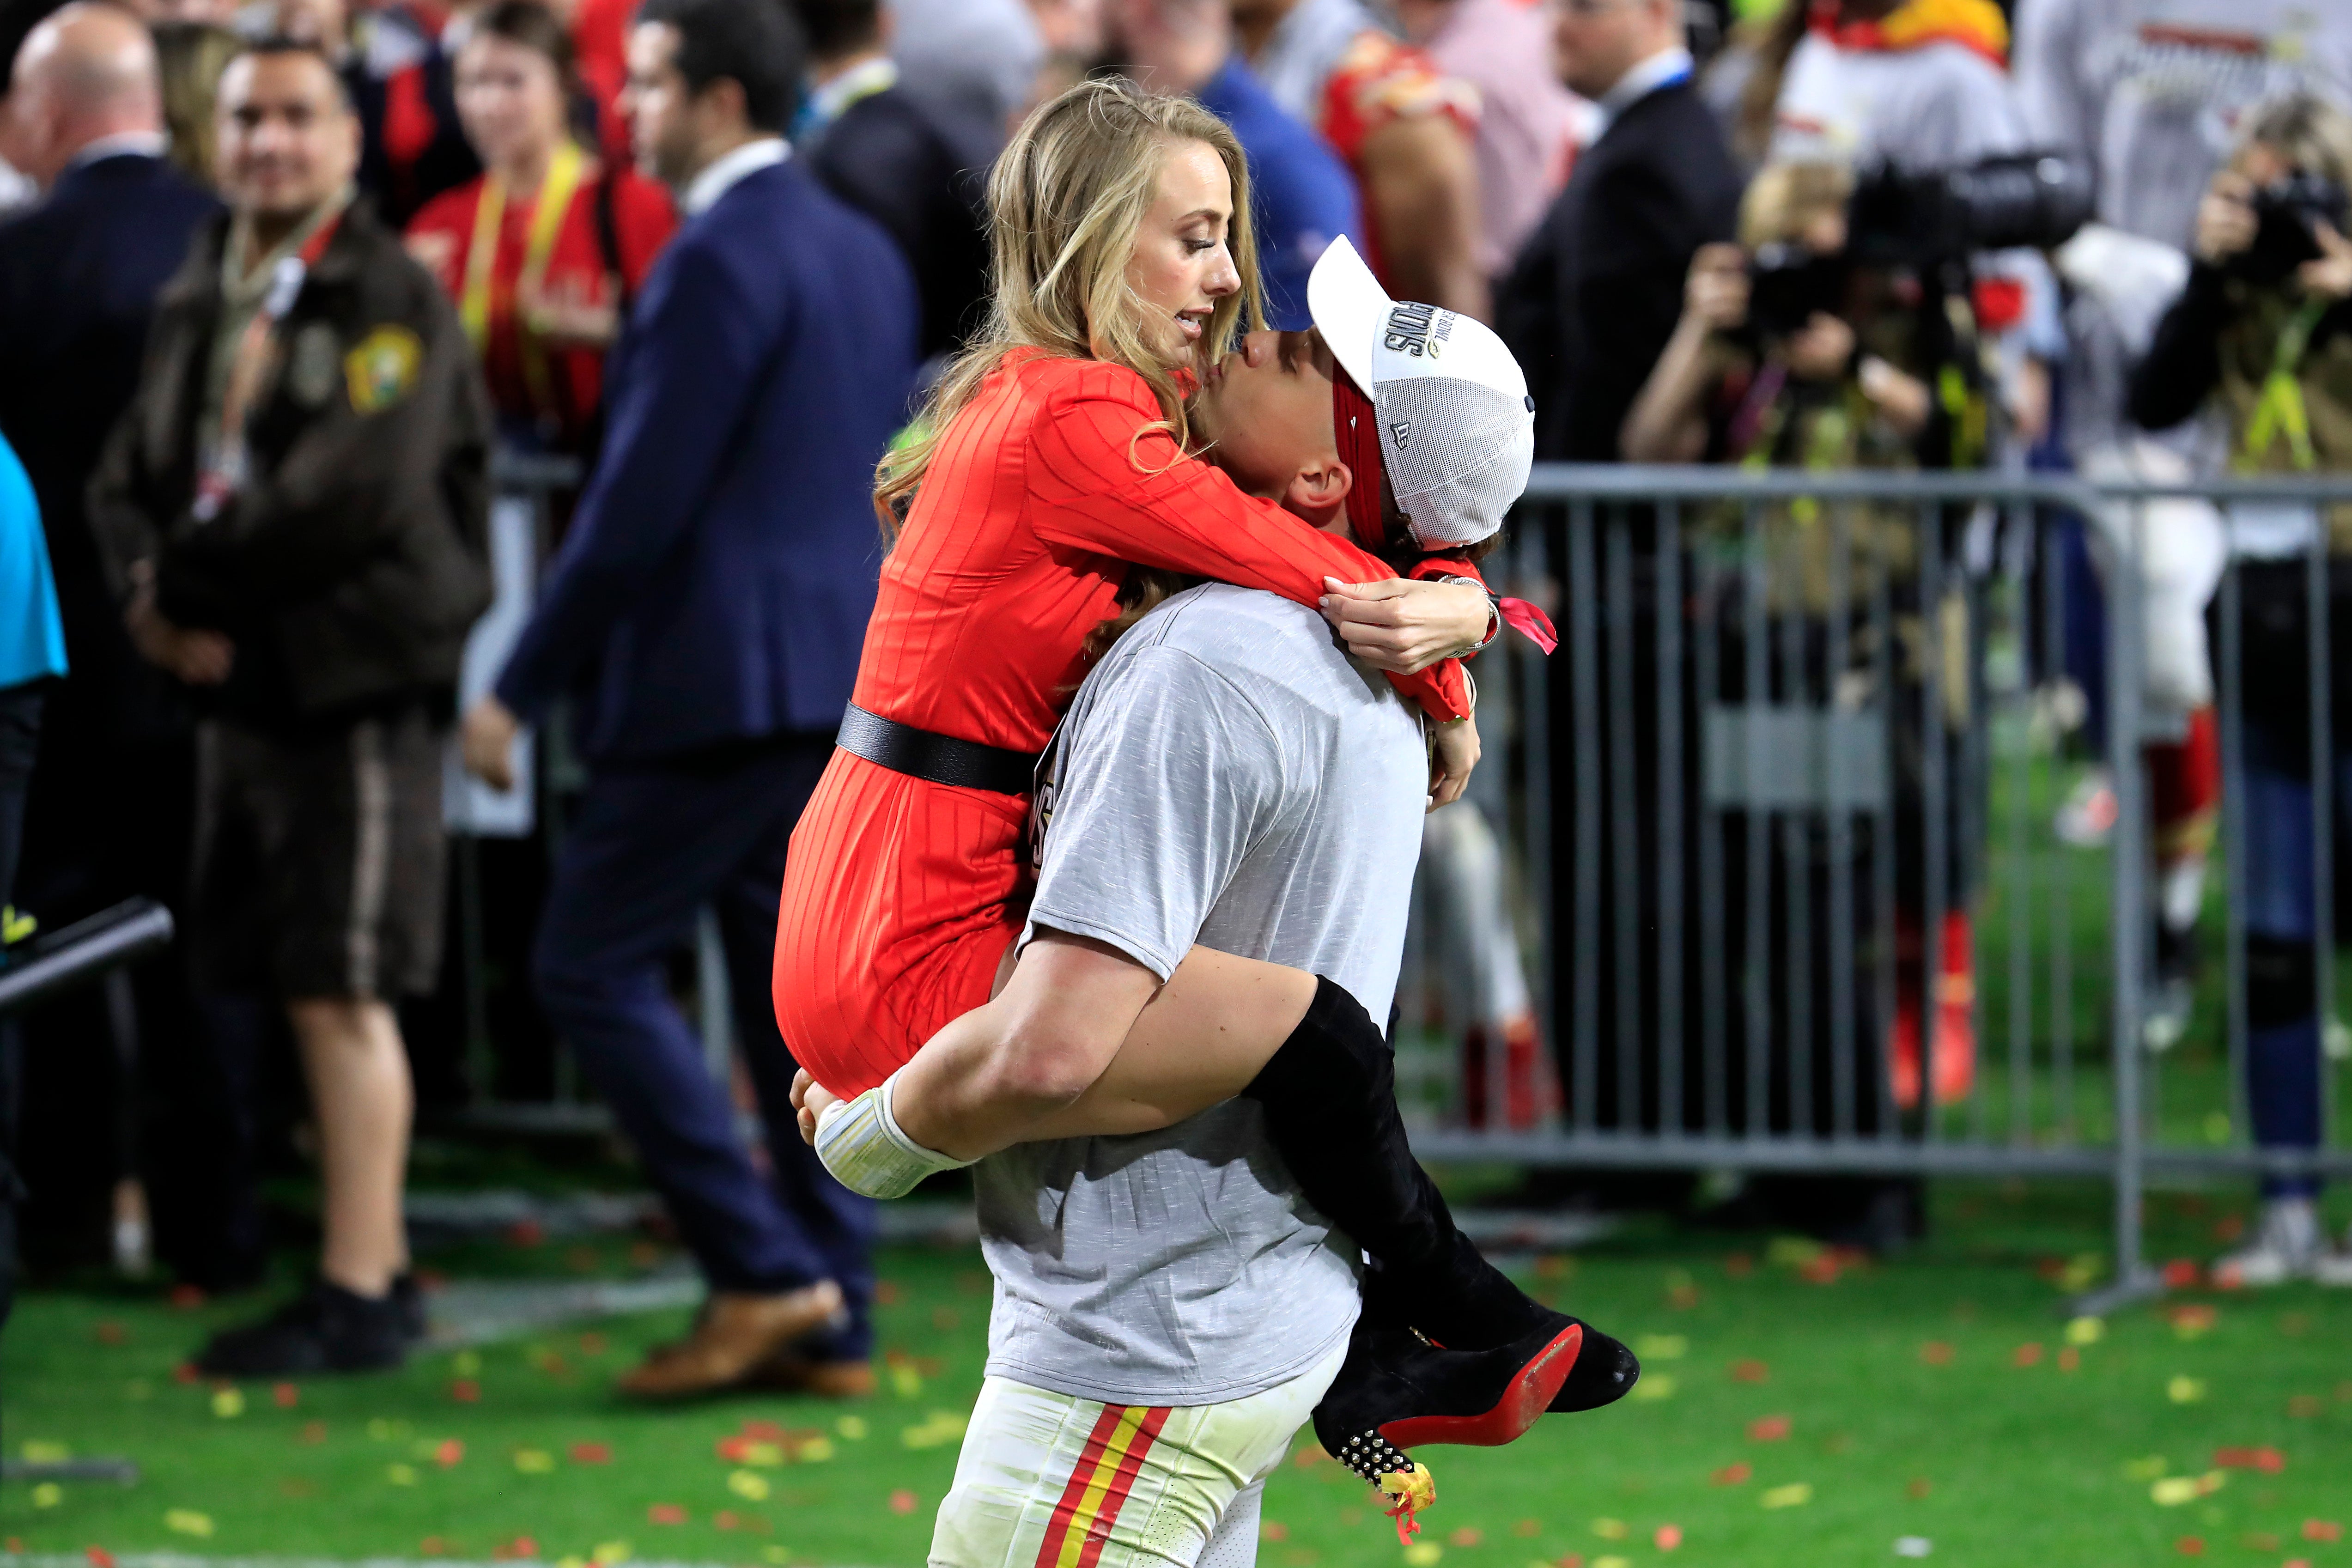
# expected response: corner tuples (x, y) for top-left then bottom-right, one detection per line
(1847, 152), (2094, 267)
(2237, 171), (2350, 287)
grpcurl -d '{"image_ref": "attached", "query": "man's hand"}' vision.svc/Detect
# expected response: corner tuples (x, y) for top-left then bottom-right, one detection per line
(792, 1067), (842, 1148)
(462, 695), (522, 791)
(2302, 219), (2352, 302)
(1858, 352), (1933, 438)
(1319, 576), (1490, 672)
(1429, 711), (1479, 810)
(2194, 170), (2257, 266)
(124, 576), (232, 685)
(1685, 243), (1750, 334)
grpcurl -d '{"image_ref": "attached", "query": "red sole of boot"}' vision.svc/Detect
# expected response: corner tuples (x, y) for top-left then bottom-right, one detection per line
(1375, 1323), (1584, 1451)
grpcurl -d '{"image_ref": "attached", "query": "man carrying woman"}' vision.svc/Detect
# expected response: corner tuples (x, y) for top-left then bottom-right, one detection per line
(771, 76), (1632, 1533)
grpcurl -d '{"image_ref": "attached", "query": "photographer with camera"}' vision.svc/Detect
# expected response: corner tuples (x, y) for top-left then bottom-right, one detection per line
(2128, 93), (2352, 1288)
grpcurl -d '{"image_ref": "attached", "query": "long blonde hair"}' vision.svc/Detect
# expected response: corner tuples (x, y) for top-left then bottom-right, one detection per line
(875, 77), (1264, 533)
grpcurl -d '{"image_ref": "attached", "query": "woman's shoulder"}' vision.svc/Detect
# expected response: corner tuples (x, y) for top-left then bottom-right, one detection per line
(405, 178), (481, 238)
(1007, 351), (1158, 406)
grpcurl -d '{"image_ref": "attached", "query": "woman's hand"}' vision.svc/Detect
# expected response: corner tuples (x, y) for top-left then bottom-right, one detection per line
(791, 1068), (841, 1149)
(1859, 352), (1933, 438)
(1685, 242), (1750, 334)
(2194, 170), (2258, 266)
(1429, 712), (1479, 810)
(1319, 575), (1491, 673)
(522, 276), (622, 349)
(2302, 219), (2352, 301)
(1785, 310), (1855, 382)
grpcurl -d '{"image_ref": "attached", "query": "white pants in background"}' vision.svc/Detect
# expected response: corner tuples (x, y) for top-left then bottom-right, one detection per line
(927, 1337), (1346, 1568)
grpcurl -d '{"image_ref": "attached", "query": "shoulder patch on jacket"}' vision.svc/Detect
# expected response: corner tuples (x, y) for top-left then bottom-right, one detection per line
(345, 325), (423, 414)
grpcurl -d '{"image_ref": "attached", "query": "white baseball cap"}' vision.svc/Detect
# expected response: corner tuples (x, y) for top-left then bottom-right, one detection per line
(1307, 235), (1537, 550)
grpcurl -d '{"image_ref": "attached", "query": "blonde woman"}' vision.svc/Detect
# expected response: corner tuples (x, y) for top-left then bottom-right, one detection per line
(774, 74), (1625, 1473)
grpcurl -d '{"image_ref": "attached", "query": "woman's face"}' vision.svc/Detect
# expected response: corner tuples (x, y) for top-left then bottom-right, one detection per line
(1123, 137), (1241, 361)
(456, 32), (567, 174)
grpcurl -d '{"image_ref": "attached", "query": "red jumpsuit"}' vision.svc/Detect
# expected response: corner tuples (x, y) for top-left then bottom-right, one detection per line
(773, 348), (1473, 1096)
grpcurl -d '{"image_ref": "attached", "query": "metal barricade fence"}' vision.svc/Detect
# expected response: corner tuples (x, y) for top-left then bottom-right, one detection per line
(1404, 464), (2352, 1309)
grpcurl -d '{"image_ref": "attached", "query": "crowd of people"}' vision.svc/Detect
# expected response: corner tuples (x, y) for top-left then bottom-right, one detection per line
(0, 0), (2349, 1457)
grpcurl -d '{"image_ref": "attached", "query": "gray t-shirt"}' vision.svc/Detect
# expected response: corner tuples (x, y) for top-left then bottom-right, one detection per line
(976, 583), (1429, 1406)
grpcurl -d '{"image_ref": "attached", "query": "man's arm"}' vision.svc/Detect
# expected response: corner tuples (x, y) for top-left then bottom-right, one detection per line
(1359, 113), (1489, 322)
(799, 639), (1298, 1186)
(490, 238), (781, 723)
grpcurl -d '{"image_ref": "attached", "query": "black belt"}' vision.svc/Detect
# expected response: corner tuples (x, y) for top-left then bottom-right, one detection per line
(836, 703), (1042, 795)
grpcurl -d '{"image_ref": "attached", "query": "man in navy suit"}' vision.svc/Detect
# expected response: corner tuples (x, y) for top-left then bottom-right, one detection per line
(0, 3), (234, 1288)
(461, 0), (916, 1400)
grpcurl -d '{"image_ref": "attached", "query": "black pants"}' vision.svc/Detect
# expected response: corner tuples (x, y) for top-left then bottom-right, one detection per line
(0, 680), (48, 1331)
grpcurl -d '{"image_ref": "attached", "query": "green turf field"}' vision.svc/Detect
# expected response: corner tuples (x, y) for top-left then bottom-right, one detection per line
(3, 1180), (2349, 1568)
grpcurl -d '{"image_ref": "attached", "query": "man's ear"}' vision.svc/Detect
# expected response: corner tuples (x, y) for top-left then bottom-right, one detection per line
(1282, 455), (1353, 523)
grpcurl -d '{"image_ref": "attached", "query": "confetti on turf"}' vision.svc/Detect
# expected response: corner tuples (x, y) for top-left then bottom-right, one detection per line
(902, 1411), (968, 1450)
(2065, 1316), (2104, 1345)
(2151, 1478), (2199, 1506)
(1894, 1538), (1931, 1557)
(165, 1510), (215, 1538)
(2289, 1395), (2324, 1417)
(1403, 1546), (1441, 1567)
(32, 1483), (61, 1508)
(729, 1471), (771, 1501)
(1261, 1522), (1289, 1543)
(1919, 1342), (1954, 1365)
(1761, 1484), (1812, 1509)
(2057, 1347), (2081, 1371)
(885, 1350), (924, 1397)
(95, 1321), (127, 1345)
(515, 1449), (555, 1473)
(1730, 1359), (1769, 1383)
(434, 1439), (465, 1467)
(2213, 1446), (2285, 1472)
(388, 1464), (419, 1486)
(1592, 1556), (1629, 1568)
(1726, 1253), (1755, 1277)
(837, 1416), (869, 1440)
(2056, 1254), (2103, 1292)
(273, 1382), (298, 1407)
(454, 1351), (483, 1375)
(2169, 1306), (2218, 1339)
(2304, 1520), (2344, 1543)
(22, 1439), (68, 1462)
(87, 1547), (116, 1568)
(591, 1542), (629, 1564)
(1748, 1416), (1792, 1441)
(170, 1284), (207, 1310)
(1630, 1375), (1676, 1402)
(1712, 1463), (1751, 1486)
(173, 1363), (199, 1385)
(1592, 1518), (1629, 1540)
(300, 1420), (326, 1444)
(2124, 1457), (2169, 1481)
(889, 1490), (918, 1515)
(1514, 1520), (1541, 1537)
(212, 1387), (245, 1418)
(717, 1437), (784, 1466)
(1635, 1335), (1688, 1361)
(2169, 1376), (2208, 1404)
(1450, 1528), (1483, 1547)
(450, 1379), (482, 1403)
(2013, 1343), (2044, 1367)
(2176, 1537), (2206, 1555)
(1654, 1525), (1683, 1550)
(2164, 1260), (2202, 1288)
(571, 1442), (613, 1464)
(648, 1505), (687, 1525)
(1907, 1478), (1931, 1499)
(762, 1549), (791, 1565)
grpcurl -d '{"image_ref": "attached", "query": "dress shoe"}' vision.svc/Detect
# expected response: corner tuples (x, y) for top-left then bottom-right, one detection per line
(616, 1282), (844, 1400)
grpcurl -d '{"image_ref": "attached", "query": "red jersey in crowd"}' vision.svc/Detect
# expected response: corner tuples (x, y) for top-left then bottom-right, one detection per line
(408, 149), (675, 451)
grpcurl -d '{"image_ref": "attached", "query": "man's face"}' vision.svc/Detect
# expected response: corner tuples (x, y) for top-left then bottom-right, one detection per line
(215, 51), (360, 222)
(1193, 328), (1354, 534)
(1550, 0), (1665, 101)
(620, 22), (701, 188)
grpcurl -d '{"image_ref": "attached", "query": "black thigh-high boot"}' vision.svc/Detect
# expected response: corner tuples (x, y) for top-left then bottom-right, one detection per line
(1240, 978), (1547, 1348)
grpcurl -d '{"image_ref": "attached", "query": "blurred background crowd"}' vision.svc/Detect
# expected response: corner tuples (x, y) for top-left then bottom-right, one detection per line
(0, 0), (2348, 1393)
